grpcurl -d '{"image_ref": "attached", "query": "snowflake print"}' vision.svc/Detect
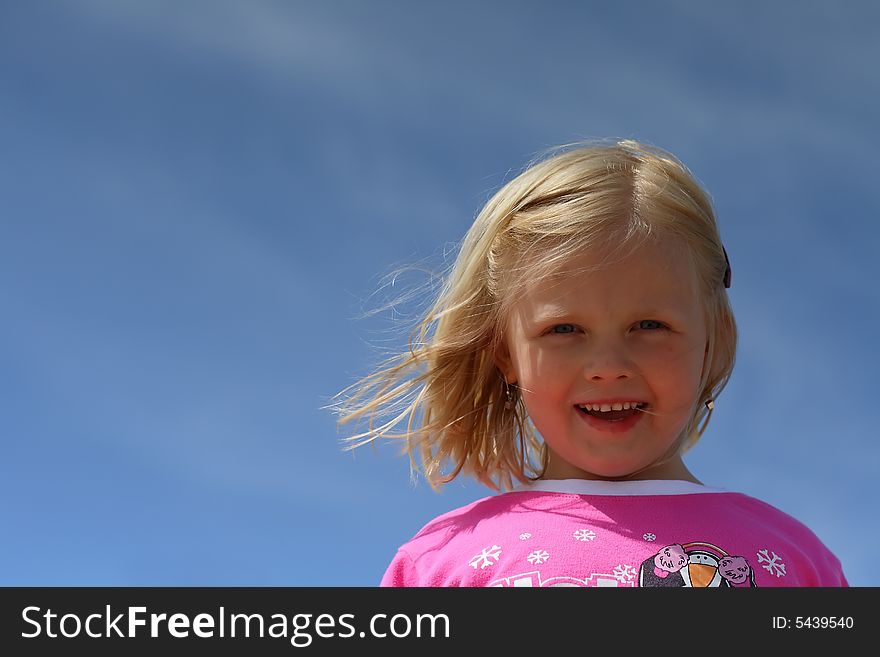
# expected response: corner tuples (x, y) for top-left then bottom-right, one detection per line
(643, 533), (656, 542)
(756, 549), (787, 577)
(519, 533), (532, 540)
(613, 564), (637, 582)
(468, 545), (502, 570)
(527, 550), (550, 565)
(573, 529), (596, 542)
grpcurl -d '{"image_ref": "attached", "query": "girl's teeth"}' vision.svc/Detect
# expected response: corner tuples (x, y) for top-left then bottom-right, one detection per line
(579, 402), (644, 411)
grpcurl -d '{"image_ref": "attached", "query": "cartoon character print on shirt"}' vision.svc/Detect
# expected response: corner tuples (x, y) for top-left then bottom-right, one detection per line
(638, 543), (689, 587)
(717, 555), (755, 587)
(638, 541), (756, 587)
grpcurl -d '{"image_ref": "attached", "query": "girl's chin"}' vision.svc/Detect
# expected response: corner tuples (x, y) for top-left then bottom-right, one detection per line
(542, 461), (651, 481)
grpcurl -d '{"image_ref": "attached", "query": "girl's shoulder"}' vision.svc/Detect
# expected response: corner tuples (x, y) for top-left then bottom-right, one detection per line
(399, 492), (525, 546)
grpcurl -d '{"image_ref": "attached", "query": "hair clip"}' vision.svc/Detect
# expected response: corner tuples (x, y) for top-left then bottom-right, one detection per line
(722, 245), (732, 289)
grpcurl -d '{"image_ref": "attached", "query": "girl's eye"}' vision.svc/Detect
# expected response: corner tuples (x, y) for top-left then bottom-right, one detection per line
(548, 321), (667, 335)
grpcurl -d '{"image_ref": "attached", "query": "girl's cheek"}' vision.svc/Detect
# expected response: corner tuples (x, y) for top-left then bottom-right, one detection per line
(535, 347), (584, 369)
(534, 351), (578, 373)
(639, 344), (691, 367)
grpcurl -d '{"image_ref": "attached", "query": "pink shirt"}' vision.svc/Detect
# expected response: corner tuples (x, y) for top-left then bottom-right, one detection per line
(380, 480), (847, 587)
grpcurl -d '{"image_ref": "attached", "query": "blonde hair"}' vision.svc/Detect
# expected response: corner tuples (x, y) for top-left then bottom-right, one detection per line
(325, 139), (737, 492)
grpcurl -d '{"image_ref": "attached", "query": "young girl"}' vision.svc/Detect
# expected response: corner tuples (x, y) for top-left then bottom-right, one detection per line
(329, 139), (847, 587)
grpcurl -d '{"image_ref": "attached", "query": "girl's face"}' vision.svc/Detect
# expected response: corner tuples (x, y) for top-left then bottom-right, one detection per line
(495, 234), (709, 481)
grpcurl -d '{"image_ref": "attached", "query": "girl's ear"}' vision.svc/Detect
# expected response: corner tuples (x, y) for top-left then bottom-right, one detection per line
(702, 338), (713, 377)
(703, 336), (724, 383)
(493, 342), (516, 385)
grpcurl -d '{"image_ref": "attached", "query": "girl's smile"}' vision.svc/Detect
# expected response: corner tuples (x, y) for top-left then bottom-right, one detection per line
(495, 233), (709, 482)
(574, 401), (646, 433)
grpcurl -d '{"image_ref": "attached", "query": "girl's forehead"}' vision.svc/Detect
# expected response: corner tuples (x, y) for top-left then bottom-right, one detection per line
(518, 235), (699, 298)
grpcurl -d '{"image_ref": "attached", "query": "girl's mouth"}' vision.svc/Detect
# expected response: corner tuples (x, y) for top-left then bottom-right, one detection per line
(574, 404), (648, 433)
(575, 404), (648, 422)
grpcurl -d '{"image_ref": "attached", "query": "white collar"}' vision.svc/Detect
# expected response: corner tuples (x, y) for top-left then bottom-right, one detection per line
(511, 478), (727, 496)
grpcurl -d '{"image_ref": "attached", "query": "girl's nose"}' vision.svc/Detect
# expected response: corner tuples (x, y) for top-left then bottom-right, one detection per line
(582, 342), (635, 381)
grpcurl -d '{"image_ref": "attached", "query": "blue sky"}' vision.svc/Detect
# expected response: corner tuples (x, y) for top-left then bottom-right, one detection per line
(1, 1), (876, 586)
